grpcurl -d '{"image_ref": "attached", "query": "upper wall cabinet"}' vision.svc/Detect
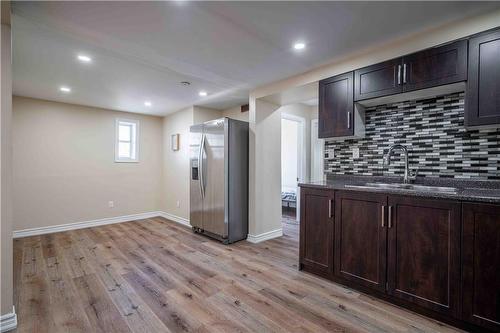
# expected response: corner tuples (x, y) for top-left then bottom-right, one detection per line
(354, 58), (403, 101)
(403, 40), (467, 92)
(354, 40), (467, 102)
(319, 72), (354, 138)
(466, 28), (500, 127)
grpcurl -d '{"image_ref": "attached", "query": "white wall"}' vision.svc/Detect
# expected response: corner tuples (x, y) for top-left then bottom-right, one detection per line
(309, 105), (324, 182)
(279, 103), (317, 183)
(281, 118), (298, 192)
(12, 97), (163, 231)
(248, 99), (282, 237)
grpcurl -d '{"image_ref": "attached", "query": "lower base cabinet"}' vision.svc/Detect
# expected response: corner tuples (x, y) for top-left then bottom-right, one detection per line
(299, 188), (334, 278)
(299, 187), (500, 332)
(335, 191), (387, 292)
(463, 203), (500, 332)
(387, 196), (461, 318)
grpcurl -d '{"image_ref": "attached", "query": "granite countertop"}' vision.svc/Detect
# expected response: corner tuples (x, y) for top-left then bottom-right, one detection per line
(299, 174), (500, 204)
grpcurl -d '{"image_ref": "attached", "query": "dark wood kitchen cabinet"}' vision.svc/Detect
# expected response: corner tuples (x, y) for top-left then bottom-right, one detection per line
(299, 187), (334, 278)
(354, 40), (467, 101)
(354, 58), (403, 101)
(318, 72), (354, 138)
(403, 40), (467, 92)
(334, 191), (387, 291)
(466, 28), (500, 127)
(463, 203), (500, 332)
(386, 196), (461, 318)
(300, 184), (500, 332)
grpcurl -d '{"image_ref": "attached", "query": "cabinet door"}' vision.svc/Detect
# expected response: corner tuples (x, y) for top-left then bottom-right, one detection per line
(318, 72), (354, 138)
(466, 28), (500, 127)
(403, 40), (467, 92)
(463, 203), (500, 332)
(334, 191), (387, 291)
(299, 188), (334, 278)
(387, 196), (461, 317)
(354, 58), (403, 101)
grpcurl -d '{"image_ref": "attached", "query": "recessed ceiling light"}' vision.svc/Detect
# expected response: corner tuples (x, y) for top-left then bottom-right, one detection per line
(199, 91), (208, 97)
(77, 54), (92, 63)
(59, 86), (71, 93)
(293, 42), (306, 50)
(144, 101), (152, 107)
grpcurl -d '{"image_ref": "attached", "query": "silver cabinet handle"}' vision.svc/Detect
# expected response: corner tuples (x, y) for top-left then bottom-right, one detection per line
(381, 205), (385, 227)
(347, 111), (351, 129)
(403, 63), (407, 84)
(388, 206), (393, 228)
(328, 199), (332, 218)
(397, 65), (402, 85)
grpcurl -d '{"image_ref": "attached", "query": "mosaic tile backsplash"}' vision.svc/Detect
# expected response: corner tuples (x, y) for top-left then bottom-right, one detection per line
(324, 92), (500, 180)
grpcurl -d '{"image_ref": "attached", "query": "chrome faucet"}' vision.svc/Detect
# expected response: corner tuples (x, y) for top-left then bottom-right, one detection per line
(383, 144), (418, 184)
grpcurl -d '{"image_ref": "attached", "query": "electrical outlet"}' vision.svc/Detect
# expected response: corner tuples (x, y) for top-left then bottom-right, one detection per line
(108, 201), (114, 208)
(353, 148), (360, 159)
(176, 200), (180, 208)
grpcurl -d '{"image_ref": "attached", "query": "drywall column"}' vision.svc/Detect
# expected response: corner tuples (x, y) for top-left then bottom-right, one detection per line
(1, 19), (15, 326)
(248, 98), (282, 242)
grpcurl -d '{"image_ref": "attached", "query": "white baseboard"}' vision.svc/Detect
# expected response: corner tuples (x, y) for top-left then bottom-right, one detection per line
(157, 211), (191, 228)
(13, 211), (162, 238)
(247, 228), (283, 243)
(13, 211), (191, 238)
(0, 306), (17, 332)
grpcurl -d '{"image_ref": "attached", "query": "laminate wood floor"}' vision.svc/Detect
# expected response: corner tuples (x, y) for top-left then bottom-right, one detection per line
(13, 217), (464, 333)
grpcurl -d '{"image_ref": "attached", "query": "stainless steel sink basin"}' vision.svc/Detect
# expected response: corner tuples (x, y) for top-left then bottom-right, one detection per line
(345, 182), (458, 193)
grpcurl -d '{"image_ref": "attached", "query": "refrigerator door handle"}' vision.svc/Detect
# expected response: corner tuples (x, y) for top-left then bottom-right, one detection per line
(199, 134), (205, 198)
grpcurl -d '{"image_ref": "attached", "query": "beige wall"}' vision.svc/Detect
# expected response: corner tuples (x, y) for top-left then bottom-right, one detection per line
(1, 20), (13, 316)
(160, 105), (222, 220)
(12, 97), (163, 231)
(193, 106), (222, 124)
(160, 106), (193, 219)
(11, 98), (225, 234)
(222, 106), (249, 122)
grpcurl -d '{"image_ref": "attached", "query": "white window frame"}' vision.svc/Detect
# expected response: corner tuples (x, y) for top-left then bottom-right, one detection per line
(115, 118), (140, 163)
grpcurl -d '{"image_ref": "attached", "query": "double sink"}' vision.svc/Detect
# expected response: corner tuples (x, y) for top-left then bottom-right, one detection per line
(345, 182), (458, 193)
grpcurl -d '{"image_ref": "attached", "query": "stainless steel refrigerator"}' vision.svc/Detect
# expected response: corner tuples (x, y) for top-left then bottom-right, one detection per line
(189, 117), (248, 244)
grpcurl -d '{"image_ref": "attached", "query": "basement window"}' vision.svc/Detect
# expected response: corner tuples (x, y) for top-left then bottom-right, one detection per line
(115, 119), (139, 162)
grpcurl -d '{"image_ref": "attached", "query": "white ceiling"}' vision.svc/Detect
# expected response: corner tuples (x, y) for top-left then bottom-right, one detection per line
(11, 1), (500, 116)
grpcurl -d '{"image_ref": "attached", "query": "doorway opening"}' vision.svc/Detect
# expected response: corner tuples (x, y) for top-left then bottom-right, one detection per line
(281, 113), (305, 223)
